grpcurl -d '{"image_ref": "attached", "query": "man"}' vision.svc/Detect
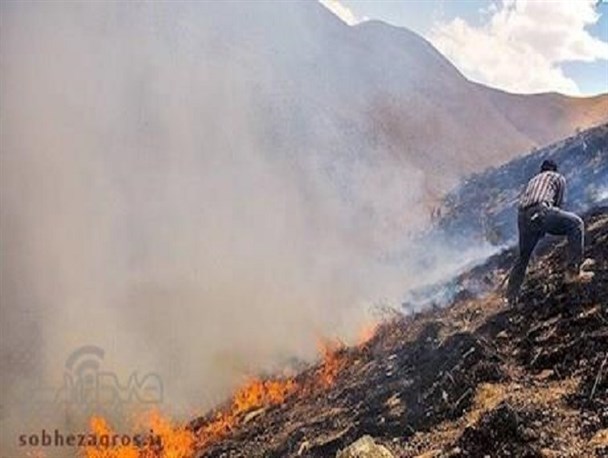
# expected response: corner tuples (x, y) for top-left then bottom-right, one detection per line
(506, 159), (594, 305)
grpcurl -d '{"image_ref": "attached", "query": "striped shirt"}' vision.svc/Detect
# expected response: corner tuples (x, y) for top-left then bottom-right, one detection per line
(519, 171), (566, 209)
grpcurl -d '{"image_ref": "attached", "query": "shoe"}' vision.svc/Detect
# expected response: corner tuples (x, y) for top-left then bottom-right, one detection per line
(564, 269), (595, 284)
(580, 258), (596, 271)
(506, 293), (518, 308)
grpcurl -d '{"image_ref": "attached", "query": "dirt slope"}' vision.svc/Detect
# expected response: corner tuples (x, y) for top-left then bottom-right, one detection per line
(190, 207), (608, 457)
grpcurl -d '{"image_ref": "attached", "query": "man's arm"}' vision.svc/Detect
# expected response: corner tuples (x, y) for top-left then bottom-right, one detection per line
(555, 175), (566, 207)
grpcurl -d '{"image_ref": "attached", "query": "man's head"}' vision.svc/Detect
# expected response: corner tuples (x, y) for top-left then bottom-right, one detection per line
(540, 159), (558, 173)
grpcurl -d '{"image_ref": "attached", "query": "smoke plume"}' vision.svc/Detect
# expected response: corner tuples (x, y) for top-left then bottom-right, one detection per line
(1, 2), (440, 454)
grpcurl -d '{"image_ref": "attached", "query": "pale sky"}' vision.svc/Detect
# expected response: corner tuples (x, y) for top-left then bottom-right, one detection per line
(319, 0), (608, 96)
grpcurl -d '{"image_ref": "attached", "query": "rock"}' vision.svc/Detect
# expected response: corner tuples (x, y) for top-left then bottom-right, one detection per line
(521, 427), (539, 441)
(336, 435), (394, 458)
(453, 402), (542, 456)
(297, 440), (310, 456)
(385, 393), (400, 408)
(535, 369), (553, 380)
(305, 426), (353, 455)
(414, 450), (442, 458)
(243, 407), (266, 424)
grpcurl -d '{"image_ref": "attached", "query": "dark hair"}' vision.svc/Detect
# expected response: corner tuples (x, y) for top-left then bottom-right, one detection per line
(540, 159), (558, 172)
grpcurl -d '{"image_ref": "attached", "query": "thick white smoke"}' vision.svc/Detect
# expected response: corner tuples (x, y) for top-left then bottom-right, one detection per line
(1, 2), (436, 454)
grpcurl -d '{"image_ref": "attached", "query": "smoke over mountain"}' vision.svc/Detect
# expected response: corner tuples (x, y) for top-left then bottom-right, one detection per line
(0, 1), (606, 454)
(0, 2), (418, 447)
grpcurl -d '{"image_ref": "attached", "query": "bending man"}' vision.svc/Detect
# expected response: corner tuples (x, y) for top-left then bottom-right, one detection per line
(506, 159), (594, 305)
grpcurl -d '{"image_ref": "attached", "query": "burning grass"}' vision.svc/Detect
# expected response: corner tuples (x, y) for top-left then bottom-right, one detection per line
(79, 202), (608, 457)
(356, 322), (379, 347)
(195, 376), (300, 449)
(316, 338), (348, 388)
(80, 416), (139, 458)
(80, 331), (363, 457)
(193, 336), (351, 449)
(232, 378), (299, 414)
(190, 207), (608, 457)
(80, 412), (194, 458)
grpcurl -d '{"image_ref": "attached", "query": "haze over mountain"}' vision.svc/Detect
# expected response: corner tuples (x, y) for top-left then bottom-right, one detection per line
(186, 0), (608, 192)
(1, 2), (607, 453)
(4, 1), (606, 233)
(196, 1), (607, 192)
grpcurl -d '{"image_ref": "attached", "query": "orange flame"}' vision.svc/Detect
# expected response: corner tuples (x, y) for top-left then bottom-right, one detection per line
(81, 416), (139, 458)
(194, 340), (347, 450)
(317, 338), (347, 387)
(196, 410), (236, 449)
(25, 451), (46, 458)
(195, 375), (298, 449)
(357, 322), (379, 347)
(232, 377), (298, 414)
(146, 411), (195, 458)
(80, 412), (194, 458)
(84, 334), (352, 456)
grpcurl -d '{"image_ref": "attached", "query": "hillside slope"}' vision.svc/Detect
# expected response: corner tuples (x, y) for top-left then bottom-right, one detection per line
(348, 21), (608, 186)
(4, 1), (606, 200)
(482, 88), (608, 148)
(189, 207), (608, 457)
(436, 123), (608, 246)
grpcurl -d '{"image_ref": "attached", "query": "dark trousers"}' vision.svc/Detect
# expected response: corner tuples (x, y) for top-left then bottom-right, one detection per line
(507, 204), (584, 300)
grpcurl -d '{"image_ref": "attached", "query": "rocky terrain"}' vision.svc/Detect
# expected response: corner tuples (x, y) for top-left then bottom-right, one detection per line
(186, 206), (607, 457)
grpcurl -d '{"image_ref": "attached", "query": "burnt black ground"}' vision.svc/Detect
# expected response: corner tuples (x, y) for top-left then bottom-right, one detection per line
(191, 207), (607, 457)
